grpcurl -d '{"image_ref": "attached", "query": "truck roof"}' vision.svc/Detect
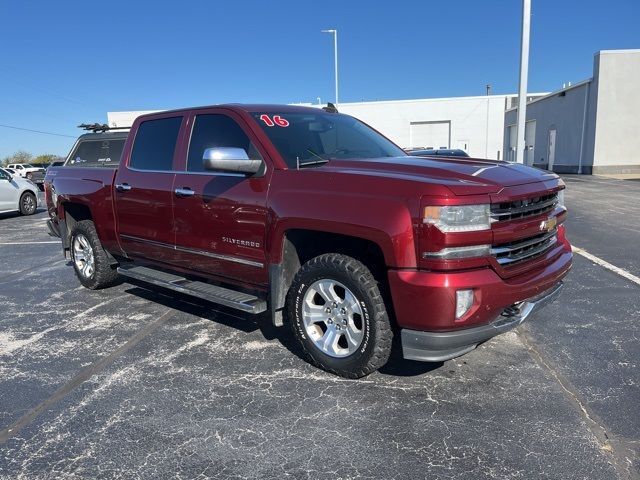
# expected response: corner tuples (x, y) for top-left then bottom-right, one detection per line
(135, 103), (327, 122)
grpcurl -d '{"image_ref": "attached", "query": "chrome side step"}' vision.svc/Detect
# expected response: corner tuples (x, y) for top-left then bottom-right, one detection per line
(117, 265), (267, 314)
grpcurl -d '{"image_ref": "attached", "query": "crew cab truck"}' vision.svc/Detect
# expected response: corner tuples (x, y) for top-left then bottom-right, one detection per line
(45, 104), (572, 378)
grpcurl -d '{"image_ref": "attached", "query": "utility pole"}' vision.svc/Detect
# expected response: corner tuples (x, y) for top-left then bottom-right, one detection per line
(321, 29), (339, 104)
(515, 0), (531, 164)
(485, 84), (491, 158)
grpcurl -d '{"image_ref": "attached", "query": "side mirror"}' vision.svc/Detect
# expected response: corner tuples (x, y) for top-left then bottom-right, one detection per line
(202, 147), (262, 174)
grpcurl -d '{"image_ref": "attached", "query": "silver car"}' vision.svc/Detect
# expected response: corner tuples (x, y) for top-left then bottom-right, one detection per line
(0, 168), (38, 215)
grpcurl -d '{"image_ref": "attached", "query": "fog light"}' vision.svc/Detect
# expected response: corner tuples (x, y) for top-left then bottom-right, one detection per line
(456, 289), (474, 319)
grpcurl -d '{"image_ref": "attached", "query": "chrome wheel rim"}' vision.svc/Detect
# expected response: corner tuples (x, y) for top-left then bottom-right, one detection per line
(302, 279), (365, 358)
(73, 234), (95, 278)
(22, 195), (35, 213)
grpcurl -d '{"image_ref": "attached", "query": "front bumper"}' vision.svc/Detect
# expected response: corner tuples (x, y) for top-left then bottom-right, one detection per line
(388, 242), (572, 332)
(401, 281), (563, 362)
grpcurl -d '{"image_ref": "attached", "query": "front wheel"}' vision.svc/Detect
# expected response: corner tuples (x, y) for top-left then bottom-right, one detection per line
(19, 192), (37, 215)
(70, 220), (119, 289)
(286, 254), (393, 378)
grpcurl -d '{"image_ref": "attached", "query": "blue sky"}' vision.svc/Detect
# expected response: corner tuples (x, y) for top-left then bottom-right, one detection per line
(1, 0), (638, 158)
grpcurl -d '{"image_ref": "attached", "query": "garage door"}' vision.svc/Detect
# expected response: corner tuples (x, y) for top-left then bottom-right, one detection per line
(410, 121), (450, 149)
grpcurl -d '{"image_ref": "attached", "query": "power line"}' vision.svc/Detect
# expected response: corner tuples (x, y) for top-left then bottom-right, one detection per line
(0, 123), (76, 139)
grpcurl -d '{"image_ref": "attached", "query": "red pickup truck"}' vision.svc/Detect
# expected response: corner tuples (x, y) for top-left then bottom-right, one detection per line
(45, 104), (572, 378)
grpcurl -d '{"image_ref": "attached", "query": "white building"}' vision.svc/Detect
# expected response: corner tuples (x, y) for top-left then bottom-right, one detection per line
(330, 94), (544, 159)
(107, 93), (545, 161)
(504, 49), (640, 174)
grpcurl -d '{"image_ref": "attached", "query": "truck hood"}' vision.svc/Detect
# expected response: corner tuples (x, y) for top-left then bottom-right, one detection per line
(324, 156), (559, 195)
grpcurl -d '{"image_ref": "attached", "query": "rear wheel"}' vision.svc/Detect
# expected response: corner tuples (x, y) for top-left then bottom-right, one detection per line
(286, 253), (393, 378)
(70, 220), (119, 289)
(19, 192), (37, 215)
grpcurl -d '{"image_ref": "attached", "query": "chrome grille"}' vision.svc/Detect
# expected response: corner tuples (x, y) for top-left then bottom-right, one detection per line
(491, 229), (557, 266)
(491, 192), (558, 222)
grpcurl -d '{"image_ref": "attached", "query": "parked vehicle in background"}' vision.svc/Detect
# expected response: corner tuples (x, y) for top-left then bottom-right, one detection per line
(29, 170), (46, 190)
(409, 148), (470, 157)
(46, 161), (65, 171)
(6, 163), (45, 179)
(45, 104), (571, 378)
(0, 168), (39, 215)
(6, 167), (45, 190)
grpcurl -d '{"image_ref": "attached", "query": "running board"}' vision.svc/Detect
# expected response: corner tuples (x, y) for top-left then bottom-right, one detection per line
(117, 265), (267, 314)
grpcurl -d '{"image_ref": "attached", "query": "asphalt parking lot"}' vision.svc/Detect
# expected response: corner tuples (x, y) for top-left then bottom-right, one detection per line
(0, 177), (638, 480)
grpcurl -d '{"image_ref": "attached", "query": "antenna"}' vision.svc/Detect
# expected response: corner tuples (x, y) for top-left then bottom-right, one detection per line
(322, 103), (339, 113)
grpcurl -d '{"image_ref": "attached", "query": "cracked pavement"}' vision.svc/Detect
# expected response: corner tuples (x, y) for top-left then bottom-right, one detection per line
(0, 177), (638, 479)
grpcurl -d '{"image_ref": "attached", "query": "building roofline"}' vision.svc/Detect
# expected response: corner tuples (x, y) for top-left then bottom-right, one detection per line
(596, 49), (640, 55)
(107, 93), (552, 117)
(332, 93), (549, 107)
(505, 78), (592, 113)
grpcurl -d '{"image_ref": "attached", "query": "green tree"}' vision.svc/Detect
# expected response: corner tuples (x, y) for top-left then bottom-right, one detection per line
(32, 154), (62, 165)
(1, 150), (33, 167)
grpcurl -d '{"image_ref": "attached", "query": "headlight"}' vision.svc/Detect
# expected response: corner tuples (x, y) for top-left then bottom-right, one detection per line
(556, 189), (565, 208)
(423, 204), (491, 232)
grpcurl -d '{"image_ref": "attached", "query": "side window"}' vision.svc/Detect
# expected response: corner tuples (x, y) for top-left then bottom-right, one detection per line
(130, 117), (183, 171)
(68, 139), (125, 168)
(187, 114), (262, 172)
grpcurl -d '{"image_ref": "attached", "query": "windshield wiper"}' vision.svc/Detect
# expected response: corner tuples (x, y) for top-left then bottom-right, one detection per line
(297, 159), (330, 168)
(297, 149), (330, 168)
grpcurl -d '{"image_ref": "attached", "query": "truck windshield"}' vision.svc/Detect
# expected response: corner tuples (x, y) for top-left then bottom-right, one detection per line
(251, 112), (406, 168)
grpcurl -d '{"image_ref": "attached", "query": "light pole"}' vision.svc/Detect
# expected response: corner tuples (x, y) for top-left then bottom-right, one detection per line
(515, 0), (531, 164)
(321, 29), (339, 104)
(485, 84), (491, 158)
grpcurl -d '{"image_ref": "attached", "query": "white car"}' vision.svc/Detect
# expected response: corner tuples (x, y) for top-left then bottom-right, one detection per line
(6, 163), (45, 179)
(0, 168), (38, 215)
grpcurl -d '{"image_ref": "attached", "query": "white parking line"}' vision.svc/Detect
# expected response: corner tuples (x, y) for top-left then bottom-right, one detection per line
(0, 241), (60, 245)
(572, 246), (640, 286)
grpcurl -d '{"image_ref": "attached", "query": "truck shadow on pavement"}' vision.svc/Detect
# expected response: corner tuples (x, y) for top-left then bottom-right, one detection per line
(122, 280), (443, 378)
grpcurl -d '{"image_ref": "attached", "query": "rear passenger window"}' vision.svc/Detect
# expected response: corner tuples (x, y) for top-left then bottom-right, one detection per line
(187, 114), (262, 172)
(130, 117), (182, 171)
(68, 139), (125, 168)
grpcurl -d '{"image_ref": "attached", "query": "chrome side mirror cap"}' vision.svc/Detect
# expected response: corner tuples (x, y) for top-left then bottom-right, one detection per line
(202, 147), (262, 174)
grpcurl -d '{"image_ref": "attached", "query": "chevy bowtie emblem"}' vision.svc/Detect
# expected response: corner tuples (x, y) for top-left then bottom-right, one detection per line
(539, 217), (557, 232)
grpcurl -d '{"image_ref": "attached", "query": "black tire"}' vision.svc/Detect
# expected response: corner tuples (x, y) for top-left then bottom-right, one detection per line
(69, 220), (119, 289)
(19, 191), (37, 215)
(286, 254), (393, 378)
(26, 172), (33, 180)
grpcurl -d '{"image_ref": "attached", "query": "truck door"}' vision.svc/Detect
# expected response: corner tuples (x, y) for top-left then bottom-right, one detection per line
(171, 110), (271, 285)
(113, 115), (184, 262)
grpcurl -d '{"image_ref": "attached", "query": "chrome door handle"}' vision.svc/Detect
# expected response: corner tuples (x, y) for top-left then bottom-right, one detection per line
(174, 187), (195, 198)
(115, 183), (132, 192)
